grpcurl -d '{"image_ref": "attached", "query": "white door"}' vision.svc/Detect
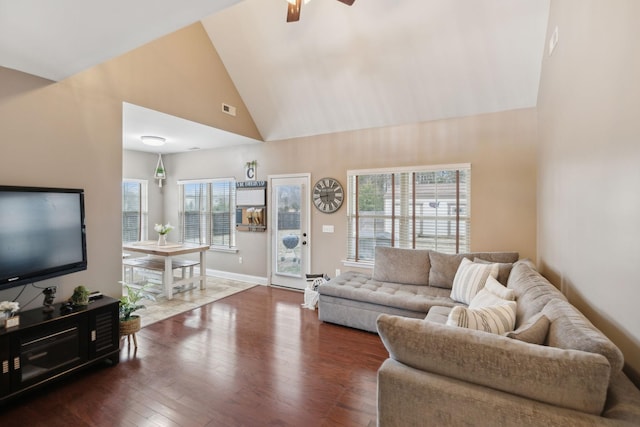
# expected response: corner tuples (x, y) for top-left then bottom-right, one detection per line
(270, 174), (310, 290)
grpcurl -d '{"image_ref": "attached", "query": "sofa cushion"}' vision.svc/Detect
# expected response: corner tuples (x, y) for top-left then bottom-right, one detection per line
(450, 258), (499, 304)
(429, 251), (519, 289)
(318, 271), (459, 313)
(424, 305), (451, 324)
(372, 246), (430, 286)
(507, 260), (567, 327)
(506, 312), (550, 344)
(376, 315), (611, 415)
(542, 299), (624, 372)
(469, 276), (515, 309)
(446, 301), (517, 335)
(473, 257), (514, 286)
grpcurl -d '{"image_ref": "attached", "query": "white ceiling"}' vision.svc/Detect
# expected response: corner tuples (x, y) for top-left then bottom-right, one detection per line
(0, 0), (550, 151)
(0, 0), (243, 81)
(122, 103), (262, 154)
(203, 0), (550, 141)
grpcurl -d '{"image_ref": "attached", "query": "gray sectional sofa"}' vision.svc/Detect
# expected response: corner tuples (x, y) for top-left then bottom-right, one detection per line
(317, 247), (640, 426)
(317, 246), (518, 332)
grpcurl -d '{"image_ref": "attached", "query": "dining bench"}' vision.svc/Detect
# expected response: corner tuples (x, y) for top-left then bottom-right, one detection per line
(122, 256), (200, 296)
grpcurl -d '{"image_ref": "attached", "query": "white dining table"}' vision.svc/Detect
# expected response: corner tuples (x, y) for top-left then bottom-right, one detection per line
(122, 241), (210, 300)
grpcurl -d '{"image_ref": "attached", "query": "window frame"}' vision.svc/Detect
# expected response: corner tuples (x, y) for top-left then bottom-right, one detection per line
(346, 163), (471, 264)
(122, 179), (148, 243)
(177, 178), (236, 250)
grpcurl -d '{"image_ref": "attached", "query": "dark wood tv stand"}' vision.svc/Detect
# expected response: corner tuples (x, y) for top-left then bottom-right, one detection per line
(0, 296), (120, 404)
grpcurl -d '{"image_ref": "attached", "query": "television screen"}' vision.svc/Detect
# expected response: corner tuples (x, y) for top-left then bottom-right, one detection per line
(0, 186), (87, 291)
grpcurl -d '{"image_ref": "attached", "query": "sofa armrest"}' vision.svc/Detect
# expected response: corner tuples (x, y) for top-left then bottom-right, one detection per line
(602, 370), (640, 423)
(376, 314), (612, 415)
(378, 359), (636, 427)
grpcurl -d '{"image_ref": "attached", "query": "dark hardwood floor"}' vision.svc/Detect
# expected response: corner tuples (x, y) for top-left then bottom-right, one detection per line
(1, 286), (388, 426)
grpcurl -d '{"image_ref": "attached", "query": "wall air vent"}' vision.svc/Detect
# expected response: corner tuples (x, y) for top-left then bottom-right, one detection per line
(222, 103), (237, 116)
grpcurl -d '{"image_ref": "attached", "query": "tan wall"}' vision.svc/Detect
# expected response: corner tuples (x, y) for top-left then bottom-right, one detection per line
(0, 66), (124, 306)
(537, 0), (640, 376)
(74, 23), (262, 142)
(163, 108), (538, 278)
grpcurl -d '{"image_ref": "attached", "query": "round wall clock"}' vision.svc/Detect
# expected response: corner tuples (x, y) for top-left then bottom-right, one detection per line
(313, 177), (344, 213)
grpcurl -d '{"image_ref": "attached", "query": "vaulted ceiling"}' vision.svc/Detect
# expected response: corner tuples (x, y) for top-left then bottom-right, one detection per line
(0, 0), (550, 148)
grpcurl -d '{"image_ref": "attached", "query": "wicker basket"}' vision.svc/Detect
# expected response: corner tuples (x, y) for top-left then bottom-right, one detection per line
(119, 315), (141, 336)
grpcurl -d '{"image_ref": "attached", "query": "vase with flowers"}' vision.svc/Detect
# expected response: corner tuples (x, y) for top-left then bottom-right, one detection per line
(0, 301), (20, 328)
(154, 223), (174, 246)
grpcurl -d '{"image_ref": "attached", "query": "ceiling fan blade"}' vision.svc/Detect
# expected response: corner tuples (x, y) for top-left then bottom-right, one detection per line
(337, 0), (355, 5)
(287, 0), (302, 22)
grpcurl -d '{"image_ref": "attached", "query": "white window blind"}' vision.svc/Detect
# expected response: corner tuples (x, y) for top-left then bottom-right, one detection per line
(347, 164), (470, 262)
(178, 179), (236, 248)
(122, 180), (148, 243)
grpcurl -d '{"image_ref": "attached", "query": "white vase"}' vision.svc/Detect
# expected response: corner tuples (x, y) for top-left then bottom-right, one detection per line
(158, 234), (167, 246)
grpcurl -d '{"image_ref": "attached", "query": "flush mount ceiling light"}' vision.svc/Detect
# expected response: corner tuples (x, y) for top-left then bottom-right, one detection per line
(140, 135), (166, 147)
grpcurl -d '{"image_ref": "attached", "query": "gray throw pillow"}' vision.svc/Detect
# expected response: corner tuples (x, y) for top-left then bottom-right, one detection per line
(473, 257), (514, 286)
(428, 251), (465, 289)
(372, 246), (431, 286)
(506, 312), (550, 344)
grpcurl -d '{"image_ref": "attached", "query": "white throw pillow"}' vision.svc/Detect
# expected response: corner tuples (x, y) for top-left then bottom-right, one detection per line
(469, 276), (516, 309)
(446, 301), (517, 335)
(450, 258), (499, 305)
(484, 275), (516, 301)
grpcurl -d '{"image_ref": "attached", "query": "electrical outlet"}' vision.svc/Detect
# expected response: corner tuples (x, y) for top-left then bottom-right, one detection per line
(238, 256), (243, 264)
(335, 269), (341, 277)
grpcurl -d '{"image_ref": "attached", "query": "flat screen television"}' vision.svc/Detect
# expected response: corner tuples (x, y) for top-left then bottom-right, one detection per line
(0, 186), (87, 291)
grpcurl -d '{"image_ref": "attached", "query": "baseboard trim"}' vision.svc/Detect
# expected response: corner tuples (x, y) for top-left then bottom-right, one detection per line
(204, 268), (268, 286)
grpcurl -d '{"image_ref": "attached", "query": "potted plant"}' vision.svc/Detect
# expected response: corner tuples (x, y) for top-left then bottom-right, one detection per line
(119, 282), (155, 337)
(70, 285), (90, 306)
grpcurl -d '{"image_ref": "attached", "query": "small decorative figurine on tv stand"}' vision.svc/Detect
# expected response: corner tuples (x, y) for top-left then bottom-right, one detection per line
(42, 286), (56, 313)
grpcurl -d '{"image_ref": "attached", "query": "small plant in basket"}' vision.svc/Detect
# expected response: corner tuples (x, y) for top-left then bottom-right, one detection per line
(119, 282), (156, 346)
(119, 282), (155, 321)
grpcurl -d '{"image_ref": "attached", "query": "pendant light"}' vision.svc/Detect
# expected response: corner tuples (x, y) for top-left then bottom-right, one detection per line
(154, 153), (166, 187)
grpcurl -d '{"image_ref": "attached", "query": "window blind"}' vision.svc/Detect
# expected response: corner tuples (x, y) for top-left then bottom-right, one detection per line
(122, 180), (148, 243)
(347, 164), (470, 262)
(178, 178), (236, 248)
